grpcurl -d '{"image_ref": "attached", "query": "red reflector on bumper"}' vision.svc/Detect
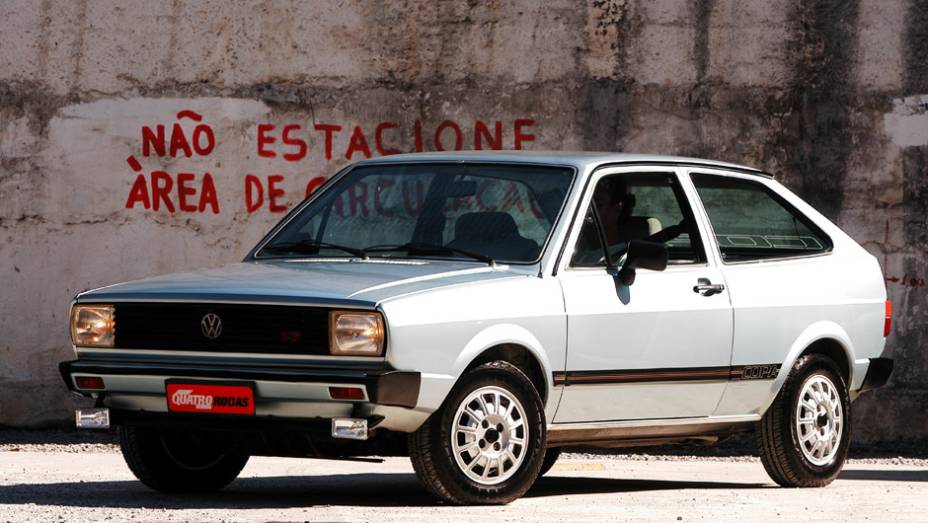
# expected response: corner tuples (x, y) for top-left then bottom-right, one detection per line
(884, 300), (893, 337)
(329, 386), (365, 401)
(75, 376), (105, 390)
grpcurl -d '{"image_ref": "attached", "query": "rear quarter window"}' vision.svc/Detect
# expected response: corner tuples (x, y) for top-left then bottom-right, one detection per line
(691, 173), (833, 262)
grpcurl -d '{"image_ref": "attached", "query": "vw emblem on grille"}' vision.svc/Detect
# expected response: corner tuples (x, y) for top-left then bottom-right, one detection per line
(200, 313), (223, 340)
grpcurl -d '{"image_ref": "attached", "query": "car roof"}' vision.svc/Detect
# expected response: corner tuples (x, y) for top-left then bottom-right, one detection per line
(354, 150), (768, 176)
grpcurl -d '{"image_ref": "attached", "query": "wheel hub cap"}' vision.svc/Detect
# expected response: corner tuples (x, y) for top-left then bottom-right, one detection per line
(451, 385), (529, 486)
(795, 374), (843, 466)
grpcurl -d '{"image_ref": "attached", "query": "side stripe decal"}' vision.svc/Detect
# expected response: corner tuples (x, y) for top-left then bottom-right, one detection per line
(553, 364), (781, 386)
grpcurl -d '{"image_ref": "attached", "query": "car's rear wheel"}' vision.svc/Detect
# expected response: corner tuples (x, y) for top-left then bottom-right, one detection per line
(119, 426), (249, 492)
(757, 354), (850, 487)
(408, 360), (546, 504)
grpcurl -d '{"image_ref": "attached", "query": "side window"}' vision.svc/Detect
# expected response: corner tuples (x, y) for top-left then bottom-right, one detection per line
(571, 172), (705, 267)
(691, 173), (833, 262)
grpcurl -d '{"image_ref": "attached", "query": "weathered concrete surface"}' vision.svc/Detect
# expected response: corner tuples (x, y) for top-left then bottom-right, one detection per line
(0, 0), (926, 441)
(1, 453), (926, 521)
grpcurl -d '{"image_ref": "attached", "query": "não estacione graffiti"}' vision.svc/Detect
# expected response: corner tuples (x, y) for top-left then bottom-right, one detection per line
(255, 118), (536, 161)
(124, 110), (537, 215)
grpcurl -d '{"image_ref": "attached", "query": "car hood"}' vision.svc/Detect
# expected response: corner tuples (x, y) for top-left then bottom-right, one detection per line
(77, 259), (530, 306)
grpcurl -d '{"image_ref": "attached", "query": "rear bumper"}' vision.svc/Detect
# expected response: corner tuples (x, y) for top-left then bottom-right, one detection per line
(858, 357), (893, 393)
(59, 358), (421, 409)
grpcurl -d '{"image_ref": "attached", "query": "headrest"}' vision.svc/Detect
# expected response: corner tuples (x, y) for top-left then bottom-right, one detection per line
(618, 216), (662, 242)
(455, 212), (519, 241)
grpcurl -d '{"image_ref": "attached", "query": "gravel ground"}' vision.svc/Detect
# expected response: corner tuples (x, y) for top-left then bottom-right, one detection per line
(2, 451), (927, 522)
(2, 429), (926, 466)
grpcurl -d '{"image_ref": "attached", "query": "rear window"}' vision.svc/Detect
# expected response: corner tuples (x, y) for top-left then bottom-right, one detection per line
(691, 173), (832, 262)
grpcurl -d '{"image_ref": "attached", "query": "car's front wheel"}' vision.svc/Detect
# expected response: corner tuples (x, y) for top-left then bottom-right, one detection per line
(538, 447), (562, 477)
(119, 426), (249, 492)
(757, 354), (851, 487)
(408, 360), (546, 504)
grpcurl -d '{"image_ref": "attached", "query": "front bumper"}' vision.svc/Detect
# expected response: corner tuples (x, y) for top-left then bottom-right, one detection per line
(59, 358), (421, 411)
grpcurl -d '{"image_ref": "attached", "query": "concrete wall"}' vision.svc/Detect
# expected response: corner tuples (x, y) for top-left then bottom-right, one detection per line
(0, 0), (925, 442)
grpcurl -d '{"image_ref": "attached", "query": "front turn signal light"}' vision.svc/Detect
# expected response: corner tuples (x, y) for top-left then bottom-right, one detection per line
(70, 305), (115, 348)
(329, 311), (384, 356)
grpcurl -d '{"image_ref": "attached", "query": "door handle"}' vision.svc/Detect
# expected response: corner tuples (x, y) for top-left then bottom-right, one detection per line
(693, 278), (725, 296)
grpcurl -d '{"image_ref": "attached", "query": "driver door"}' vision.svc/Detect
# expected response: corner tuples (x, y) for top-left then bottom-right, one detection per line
(553, 167), (734, 423)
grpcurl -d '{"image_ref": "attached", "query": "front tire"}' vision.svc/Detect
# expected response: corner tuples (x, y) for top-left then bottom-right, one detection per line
(408, 360), (546, 504)
(757, 354), (851, 487)
(119, 426), (249, 493)
(538, 448), (562, 477)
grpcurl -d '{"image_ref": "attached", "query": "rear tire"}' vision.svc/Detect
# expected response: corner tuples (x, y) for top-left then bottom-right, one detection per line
(757, 354), (850, 487)
(408, 360), (546, 505)
(119, 426), (249, 493)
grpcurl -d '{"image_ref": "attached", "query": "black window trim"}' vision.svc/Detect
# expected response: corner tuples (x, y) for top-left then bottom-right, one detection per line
(689, 171), (835, 266)
(568, 205), (610, 269)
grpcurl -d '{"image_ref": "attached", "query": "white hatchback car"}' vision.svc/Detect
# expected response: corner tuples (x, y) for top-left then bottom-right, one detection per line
(62, 152), (893, 504)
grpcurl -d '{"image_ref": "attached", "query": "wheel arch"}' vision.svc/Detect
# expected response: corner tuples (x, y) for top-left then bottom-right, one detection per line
(760, 321), (856, 414)
(451, 323), (554, 407)
(463, 343), (549, 403)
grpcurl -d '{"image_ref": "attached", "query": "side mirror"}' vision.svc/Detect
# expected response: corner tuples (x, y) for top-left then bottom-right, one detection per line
(617, 240), (668, 286)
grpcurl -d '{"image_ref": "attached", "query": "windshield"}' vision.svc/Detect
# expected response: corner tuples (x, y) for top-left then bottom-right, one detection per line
(256, 163), (575, 264)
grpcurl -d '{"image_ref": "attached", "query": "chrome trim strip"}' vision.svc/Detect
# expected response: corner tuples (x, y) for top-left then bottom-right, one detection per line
(717, 250), (835, 266)
(547, 414), (761, 432)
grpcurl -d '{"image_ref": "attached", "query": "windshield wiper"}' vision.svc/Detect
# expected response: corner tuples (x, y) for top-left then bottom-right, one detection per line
(363, 242), (495, 266)
(262, 240), (368, 259)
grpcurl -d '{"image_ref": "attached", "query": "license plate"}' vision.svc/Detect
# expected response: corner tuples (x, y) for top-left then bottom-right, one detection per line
(166, 381), (255, 415)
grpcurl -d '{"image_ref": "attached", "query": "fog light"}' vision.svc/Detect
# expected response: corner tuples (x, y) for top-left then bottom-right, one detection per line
(331, 417), (368, 440)
(75, 408), (110, 429)
(75, 376), (106, 390)
(329, 386), (365, 401)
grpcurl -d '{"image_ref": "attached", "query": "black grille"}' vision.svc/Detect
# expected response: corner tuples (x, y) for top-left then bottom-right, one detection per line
(113, 303), (330, 355)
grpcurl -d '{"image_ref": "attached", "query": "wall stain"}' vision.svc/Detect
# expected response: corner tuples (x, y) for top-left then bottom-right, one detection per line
(894, 0), (928, 389)
(903, 0), (928, 94)
(776, 0), (861, 220)
(162, 0), (181, 78)
(686, 0), (714, 158)
(578, 0), (639, 151)
(70, 0), (88, 94)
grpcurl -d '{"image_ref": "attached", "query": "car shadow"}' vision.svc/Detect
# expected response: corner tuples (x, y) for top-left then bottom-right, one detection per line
(839, 469), (928, 482)
(0, 473), (769, 509)
(528, 475), (768, 497)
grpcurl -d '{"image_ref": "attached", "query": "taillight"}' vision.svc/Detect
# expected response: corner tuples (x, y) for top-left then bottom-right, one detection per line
(884, 300), (892, 337)
(75, 376), (106, 390)
(329, 386), (365, 401)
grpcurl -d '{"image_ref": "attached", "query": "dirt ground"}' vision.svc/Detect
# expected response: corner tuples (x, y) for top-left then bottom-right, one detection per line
(1, 436), (925, 522)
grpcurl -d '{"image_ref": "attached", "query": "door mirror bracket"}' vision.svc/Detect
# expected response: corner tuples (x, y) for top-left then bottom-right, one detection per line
(616, 240), (669, 286)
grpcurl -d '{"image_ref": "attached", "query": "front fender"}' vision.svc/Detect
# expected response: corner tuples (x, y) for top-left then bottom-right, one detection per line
(451, 323), (553, 382)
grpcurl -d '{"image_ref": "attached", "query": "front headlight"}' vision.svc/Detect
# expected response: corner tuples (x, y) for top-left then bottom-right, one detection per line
(70, 305), (115, 348)
(329, 311), (384, 356)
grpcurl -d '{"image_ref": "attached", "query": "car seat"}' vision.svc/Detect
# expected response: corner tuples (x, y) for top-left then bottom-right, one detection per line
(447, 212), (540, 261)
